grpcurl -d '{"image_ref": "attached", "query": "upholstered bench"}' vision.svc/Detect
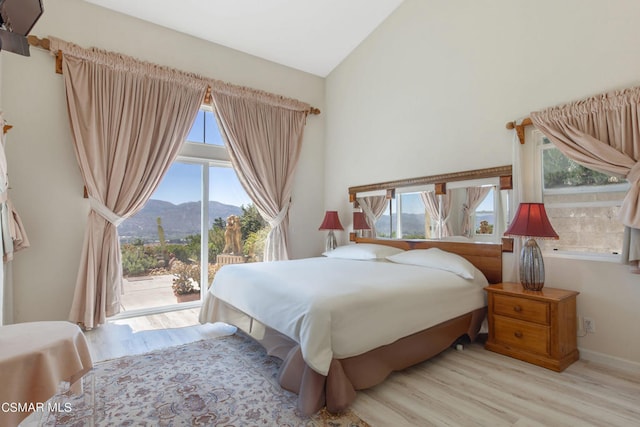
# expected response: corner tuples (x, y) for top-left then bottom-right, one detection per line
(0, 321), (93, 427)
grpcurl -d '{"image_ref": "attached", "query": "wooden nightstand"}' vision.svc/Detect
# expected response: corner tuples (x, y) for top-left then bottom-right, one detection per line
(484, 283), (579, 372)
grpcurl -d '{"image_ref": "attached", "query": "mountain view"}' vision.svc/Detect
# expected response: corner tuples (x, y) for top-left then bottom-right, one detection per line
(376, 212), (495, 237)
(376, 213), (427, 237)
(121, 202), (496, 243)
(119, 199), (243, 243)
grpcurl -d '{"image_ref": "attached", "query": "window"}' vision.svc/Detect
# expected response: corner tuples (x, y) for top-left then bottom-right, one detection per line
(472, 188), (496, 237)
(398, 192), (427, 239)
(374, 192), (430, 239)
(375, 200), (395, 238)
(187, 109), (224, 145)
(536, 136), (627, 256)
(373, 186), (500, 240)
(118, 106), (267, 316)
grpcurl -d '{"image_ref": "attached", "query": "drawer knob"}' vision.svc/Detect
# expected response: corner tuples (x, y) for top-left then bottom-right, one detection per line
(513, 305), (522, 313)
(514, 331), (523, 338)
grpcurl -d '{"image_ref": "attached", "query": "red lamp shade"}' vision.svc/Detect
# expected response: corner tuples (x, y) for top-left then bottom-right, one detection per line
(319, 211), (344, 230)
(504, 203), (559, 239)
(353, 212), (371, 230)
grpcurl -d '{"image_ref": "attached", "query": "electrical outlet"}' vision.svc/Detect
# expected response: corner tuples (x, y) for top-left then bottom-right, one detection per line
(584, 317), (596, 334)
(577, 316), (585, 335)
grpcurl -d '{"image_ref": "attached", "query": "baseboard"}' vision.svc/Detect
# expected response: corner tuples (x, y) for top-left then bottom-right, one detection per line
(579, 347), (640, 373)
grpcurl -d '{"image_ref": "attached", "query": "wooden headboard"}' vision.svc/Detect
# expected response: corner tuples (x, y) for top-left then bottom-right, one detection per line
(355, 237), (503, 284)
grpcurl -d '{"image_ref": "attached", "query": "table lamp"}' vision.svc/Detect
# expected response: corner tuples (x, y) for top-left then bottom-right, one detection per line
(504, 203), (559, 291)
(352, 211), (371, 238)
(319, 211), (343, 252)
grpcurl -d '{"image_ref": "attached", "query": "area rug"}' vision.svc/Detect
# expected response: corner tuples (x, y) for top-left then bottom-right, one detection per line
(40, 332), (368, 426)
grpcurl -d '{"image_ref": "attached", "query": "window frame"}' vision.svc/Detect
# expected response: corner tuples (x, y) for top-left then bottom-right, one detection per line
(532, 131), (628, 261)
(469, 186), (498, 241)
(396, 187), (433, 239)
(176, 118), (236, 295)
(113, 107), (245, 320)
(374, 179), (504, 241)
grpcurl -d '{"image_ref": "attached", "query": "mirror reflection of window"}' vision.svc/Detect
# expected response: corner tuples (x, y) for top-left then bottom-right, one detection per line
(375, 201), (395, 238)
(473, 188), (496, 236)
(352, 165), (511, 243)
(398, 192), (427, 239)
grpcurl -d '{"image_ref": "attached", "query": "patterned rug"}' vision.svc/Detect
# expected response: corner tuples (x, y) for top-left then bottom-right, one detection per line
(40, 332), (368, 426)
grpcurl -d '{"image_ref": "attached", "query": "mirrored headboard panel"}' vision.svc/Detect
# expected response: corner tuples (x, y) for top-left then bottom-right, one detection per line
(348, 165), (514, 251)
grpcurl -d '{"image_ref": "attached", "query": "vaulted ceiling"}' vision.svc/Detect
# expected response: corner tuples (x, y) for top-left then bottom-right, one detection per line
(84, 0), (405, 77)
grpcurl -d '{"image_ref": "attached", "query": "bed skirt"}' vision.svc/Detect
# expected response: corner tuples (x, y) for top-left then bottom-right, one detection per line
(199, 297), (486, 415)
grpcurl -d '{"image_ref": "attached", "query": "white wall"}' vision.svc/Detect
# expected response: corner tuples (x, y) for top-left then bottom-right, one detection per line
(326, 0), (640, 364)
(1, 0), (325, 323)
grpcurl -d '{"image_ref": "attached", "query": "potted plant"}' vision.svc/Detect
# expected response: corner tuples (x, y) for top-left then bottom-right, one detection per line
(171, 261), (201, 303)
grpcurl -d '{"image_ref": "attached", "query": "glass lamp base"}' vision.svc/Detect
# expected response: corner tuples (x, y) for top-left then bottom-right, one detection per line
(325, 230), (338, 252)
(519, 238), (545, 291)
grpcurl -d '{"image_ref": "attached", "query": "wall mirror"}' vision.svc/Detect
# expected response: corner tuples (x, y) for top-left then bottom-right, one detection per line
(348, 165), (513, 248)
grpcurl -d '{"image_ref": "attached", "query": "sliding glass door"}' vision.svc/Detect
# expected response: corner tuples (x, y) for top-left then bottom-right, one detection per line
(116, 107), (267, 318)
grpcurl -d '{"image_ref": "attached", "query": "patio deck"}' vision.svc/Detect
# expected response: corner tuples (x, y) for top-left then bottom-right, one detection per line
(121, 274), (180, 311)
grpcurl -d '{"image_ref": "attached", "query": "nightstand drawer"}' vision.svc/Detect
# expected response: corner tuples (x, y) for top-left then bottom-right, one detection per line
(493, 294), (549, 324)
(494, 316), (549, 355)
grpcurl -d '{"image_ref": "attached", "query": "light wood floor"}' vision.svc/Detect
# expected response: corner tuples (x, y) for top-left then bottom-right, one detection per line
(84, 308), (236, 362)
(352, 343), (640, 427)
(84, 309), (640, 427)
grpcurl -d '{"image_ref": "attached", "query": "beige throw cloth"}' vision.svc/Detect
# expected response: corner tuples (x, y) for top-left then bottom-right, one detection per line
(0, 113), (30, 260)
(0, 321), (93, 427)
(209, 83), (309, 261)
(49, 37), (208, 328)
(531, 87), (640, 271)
(0, 113), (29, 326)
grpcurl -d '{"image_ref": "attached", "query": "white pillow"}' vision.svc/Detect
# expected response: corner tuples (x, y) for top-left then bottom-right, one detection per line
(386, 248), (477, 279)
(322, 243), (405, 260)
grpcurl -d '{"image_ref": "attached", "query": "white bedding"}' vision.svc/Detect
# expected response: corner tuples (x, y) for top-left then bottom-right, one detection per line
(201, 257), (488, 375)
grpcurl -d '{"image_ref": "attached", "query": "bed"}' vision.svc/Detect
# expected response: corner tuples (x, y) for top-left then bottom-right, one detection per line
(199, 237), (503, 415)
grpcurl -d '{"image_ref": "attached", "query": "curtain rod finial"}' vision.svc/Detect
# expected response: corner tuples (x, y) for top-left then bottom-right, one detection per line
(505, 117), (532, 144)
(27, 35), (50, 50)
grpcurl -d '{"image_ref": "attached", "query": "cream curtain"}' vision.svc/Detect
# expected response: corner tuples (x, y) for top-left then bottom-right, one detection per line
(420, 191), (452, 238)
(462, 187), (492, 237)
(50, 38), (208, 328)
(208, 82), (309, 261)
(509, 128), (526, 281)
(356, 196), (388, 237)
(530, 87), (640, 271)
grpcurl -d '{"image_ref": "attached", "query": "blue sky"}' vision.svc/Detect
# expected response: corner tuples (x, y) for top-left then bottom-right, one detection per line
(151, 163), (252, 207)
(150, 110), (252, 207)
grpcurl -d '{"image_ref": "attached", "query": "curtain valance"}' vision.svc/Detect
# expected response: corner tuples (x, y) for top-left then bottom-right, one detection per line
(49, 37), (207, 89)
(208, 79), (312, 113)
(530, 85), (640, 272)
(48, 37), (318, 115)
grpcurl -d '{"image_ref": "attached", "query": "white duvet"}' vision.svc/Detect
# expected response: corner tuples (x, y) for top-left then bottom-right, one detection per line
(203, 257), (487, 375)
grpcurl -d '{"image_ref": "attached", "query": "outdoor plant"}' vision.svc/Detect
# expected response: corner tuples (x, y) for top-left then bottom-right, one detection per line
(243, 226), (269, 262)
(121, 243), (158, 276)
(171, 261), (200, 296)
